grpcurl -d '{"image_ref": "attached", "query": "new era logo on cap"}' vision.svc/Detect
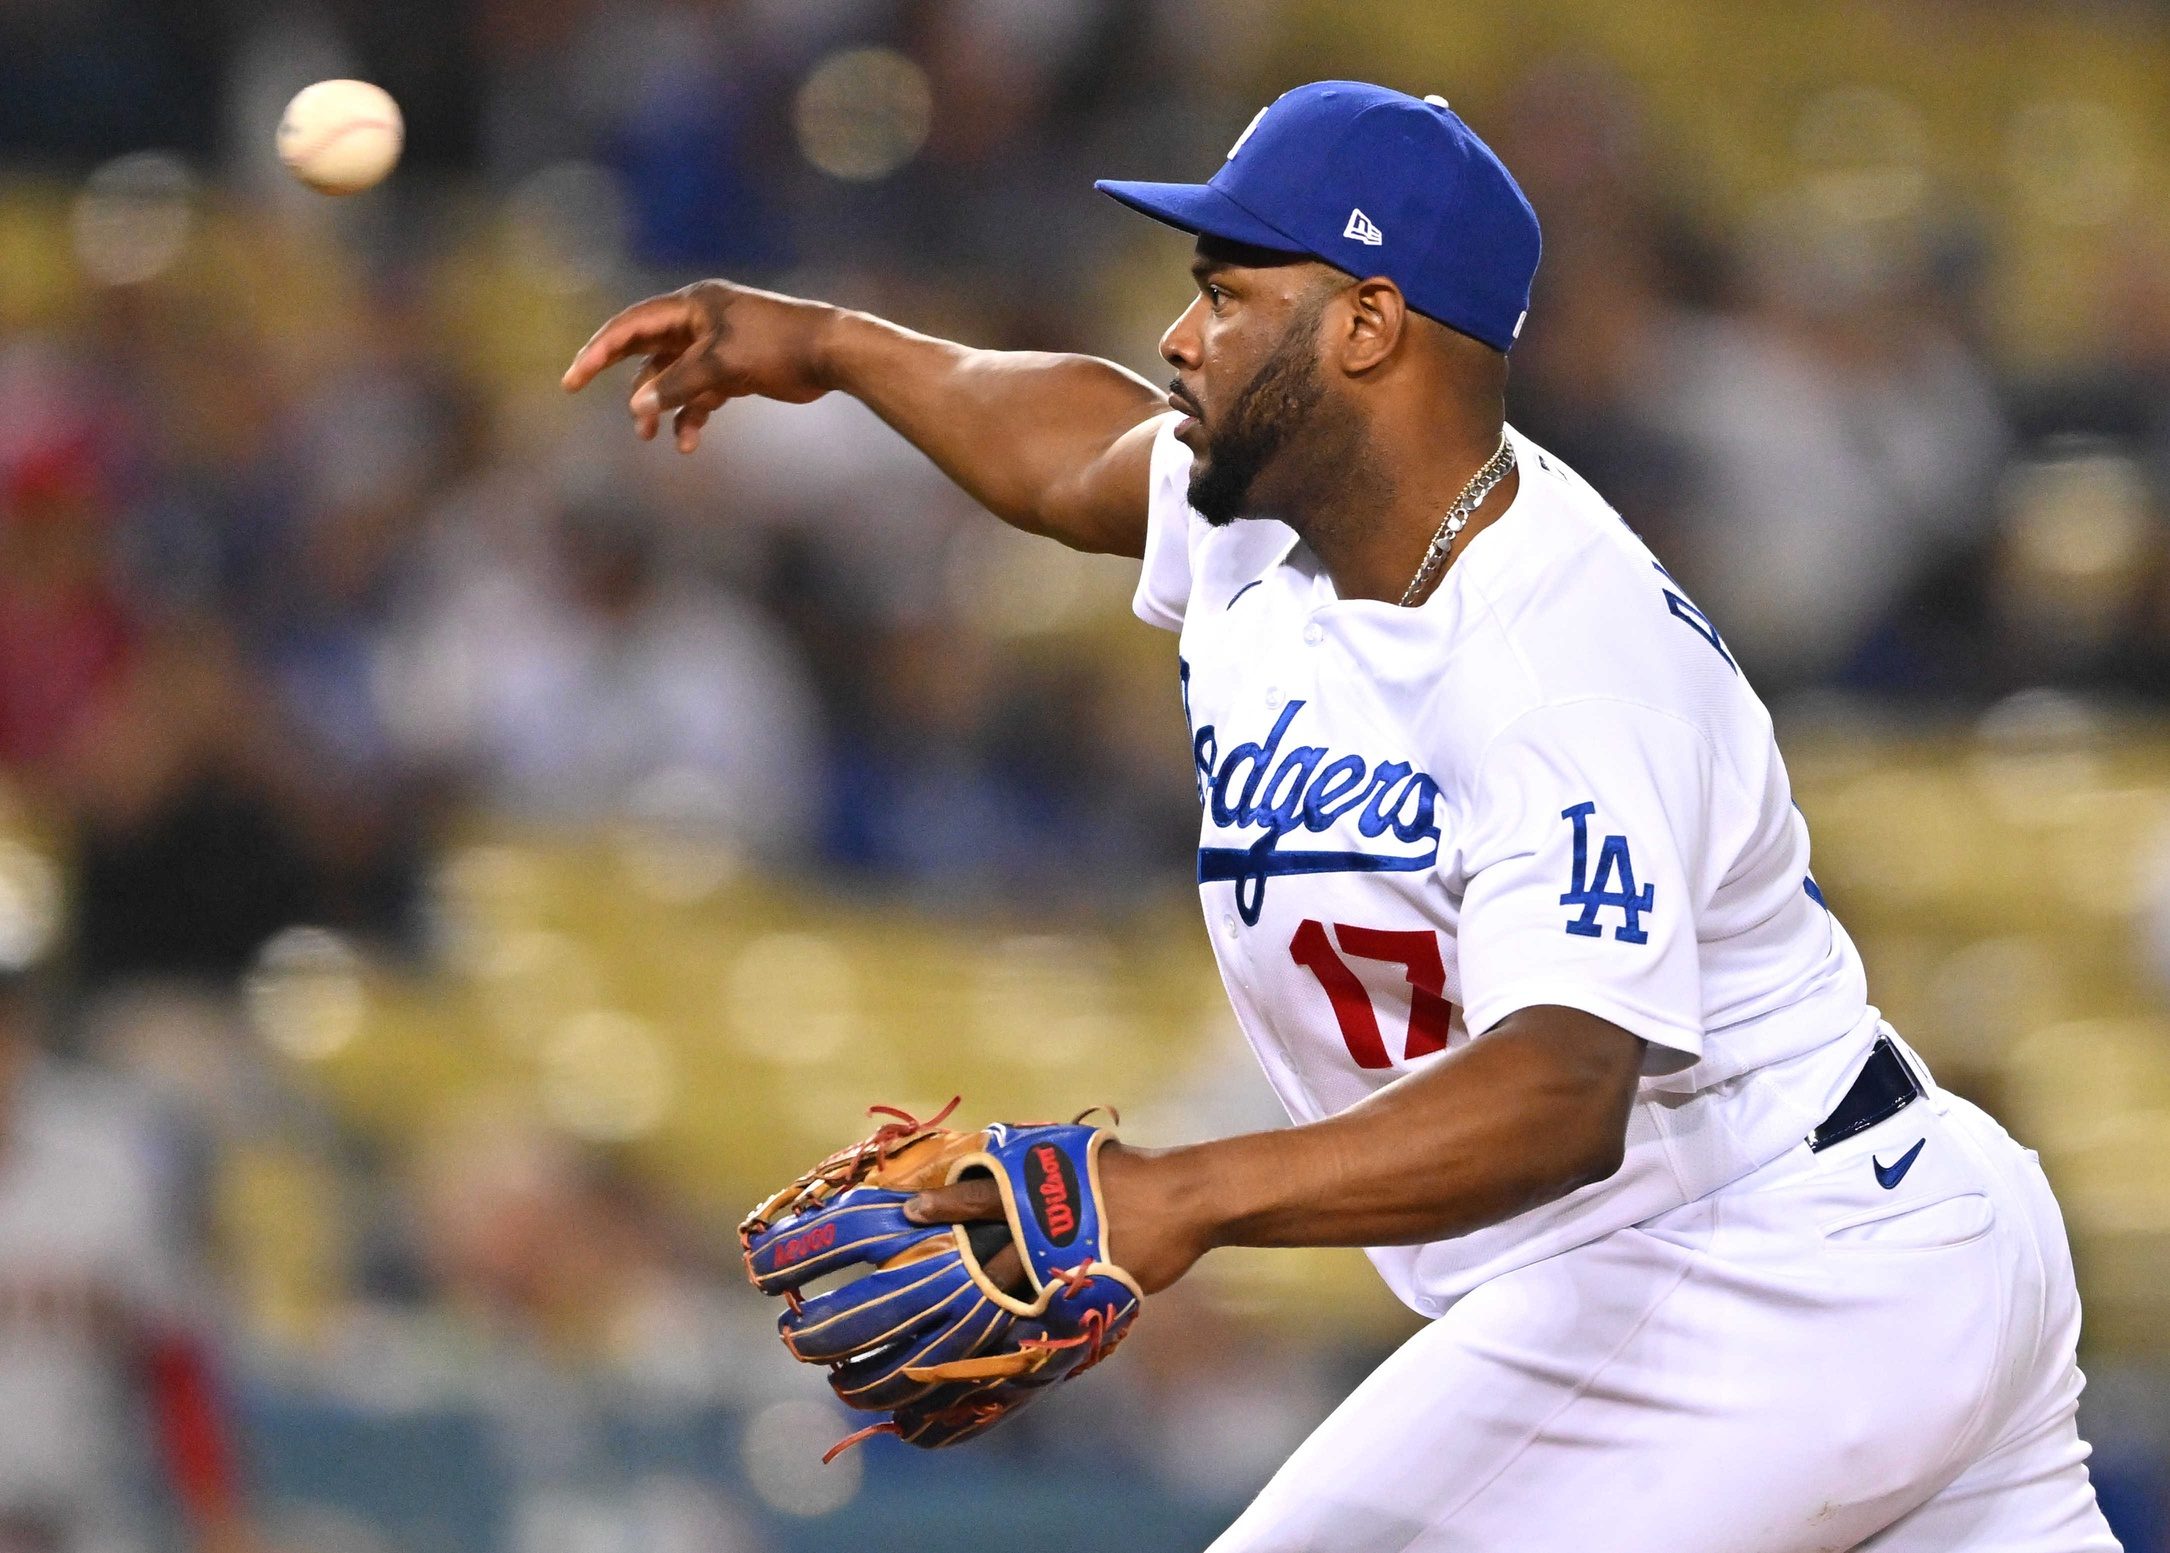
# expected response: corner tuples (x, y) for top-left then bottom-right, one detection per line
(1343, 207), (1383, 245)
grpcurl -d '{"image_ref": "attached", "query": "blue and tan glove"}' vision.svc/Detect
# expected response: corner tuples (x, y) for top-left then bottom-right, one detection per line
(740, 1103), (1142, 1455)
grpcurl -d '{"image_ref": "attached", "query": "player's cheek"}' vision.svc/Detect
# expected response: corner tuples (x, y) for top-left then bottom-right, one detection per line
(1196, 320), (1256, 403)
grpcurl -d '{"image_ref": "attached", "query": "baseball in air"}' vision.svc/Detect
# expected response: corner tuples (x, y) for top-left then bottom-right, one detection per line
(276, 80), (403, 195)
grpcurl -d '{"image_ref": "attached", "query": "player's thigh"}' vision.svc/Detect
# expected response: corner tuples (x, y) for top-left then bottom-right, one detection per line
(1207, 1210), (1710, 1553)
(1210, 1149), (2014, 1553)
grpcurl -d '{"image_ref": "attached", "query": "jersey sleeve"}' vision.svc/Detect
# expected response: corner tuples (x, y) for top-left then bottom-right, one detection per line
(1131, 412), (1196, 632)
(1455, 699), (1718, 1074)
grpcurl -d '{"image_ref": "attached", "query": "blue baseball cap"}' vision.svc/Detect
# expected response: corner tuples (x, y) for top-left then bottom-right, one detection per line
(1095, 81), (1541, 353)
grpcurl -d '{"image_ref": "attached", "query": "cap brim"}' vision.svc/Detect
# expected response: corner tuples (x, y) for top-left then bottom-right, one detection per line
(1093, 179), (1308, 254)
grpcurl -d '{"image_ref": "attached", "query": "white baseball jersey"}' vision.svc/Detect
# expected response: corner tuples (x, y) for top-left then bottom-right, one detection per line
(1133, 413), (1880, 1314)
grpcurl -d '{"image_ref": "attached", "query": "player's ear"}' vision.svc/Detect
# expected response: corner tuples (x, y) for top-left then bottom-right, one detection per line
(1337, 277), (1407, 375)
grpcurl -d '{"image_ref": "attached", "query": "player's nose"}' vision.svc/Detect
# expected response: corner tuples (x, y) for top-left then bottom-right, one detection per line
(1159, 295), (1206, 372)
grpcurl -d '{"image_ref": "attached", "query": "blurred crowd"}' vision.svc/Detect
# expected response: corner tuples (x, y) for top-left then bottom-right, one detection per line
(4, 0), (2170, 1548)
(1499, 70), (2170, 704)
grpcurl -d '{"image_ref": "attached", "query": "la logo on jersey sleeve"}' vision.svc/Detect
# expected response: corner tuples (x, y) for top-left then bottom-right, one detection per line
(1558, 801), (1654, 943)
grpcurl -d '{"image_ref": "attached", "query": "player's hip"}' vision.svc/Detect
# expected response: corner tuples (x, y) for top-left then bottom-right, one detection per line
(1639, 1038), (2082, 1441)
(1672, 1038), (2068, 1275)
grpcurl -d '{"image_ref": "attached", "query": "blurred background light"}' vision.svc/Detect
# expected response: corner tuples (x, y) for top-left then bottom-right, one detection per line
(540, 1008), (674, 1140)
(244, 925), (369, 1061)
(0, 841), (61, 975)
(739, 1400), (864, 1516)
(722, 932), (858, 1064)
(68, 150), (197, 286)
(613, 766), (748, 904)
(1793, 86), (1930, 223)
(793, 47), (935, 181)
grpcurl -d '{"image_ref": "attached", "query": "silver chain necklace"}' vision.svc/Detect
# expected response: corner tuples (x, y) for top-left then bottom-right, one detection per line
(1397, 436), (1516, 607)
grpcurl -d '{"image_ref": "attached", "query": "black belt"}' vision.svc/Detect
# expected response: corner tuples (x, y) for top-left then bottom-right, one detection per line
(1807, 1036), (1921, 1152)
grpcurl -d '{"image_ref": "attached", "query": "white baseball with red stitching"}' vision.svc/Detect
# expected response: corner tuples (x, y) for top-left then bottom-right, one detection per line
(277, 80), (404, 195)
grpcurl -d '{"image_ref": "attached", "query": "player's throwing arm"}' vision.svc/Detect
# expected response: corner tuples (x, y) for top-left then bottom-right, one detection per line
(562, 278), (1165, 555)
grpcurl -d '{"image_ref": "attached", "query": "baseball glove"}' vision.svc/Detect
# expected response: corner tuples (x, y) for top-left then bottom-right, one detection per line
(739, 1101), (1141, 1455)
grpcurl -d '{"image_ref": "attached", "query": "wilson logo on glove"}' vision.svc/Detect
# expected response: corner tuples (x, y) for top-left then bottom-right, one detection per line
(738, 1102), (1141, 1457)
(1027, 1144), (1080, 1244)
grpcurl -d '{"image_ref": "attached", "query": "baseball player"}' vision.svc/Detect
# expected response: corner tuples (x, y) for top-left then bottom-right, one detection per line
(0, 973), (249, 1553)
(566, 81), (2119, 1552)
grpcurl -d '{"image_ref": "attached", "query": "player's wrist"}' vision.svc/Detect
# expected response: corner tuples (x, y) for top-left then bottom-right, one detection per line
(807, 304), (869, 397)
(1099, 1140), (1220, 1292)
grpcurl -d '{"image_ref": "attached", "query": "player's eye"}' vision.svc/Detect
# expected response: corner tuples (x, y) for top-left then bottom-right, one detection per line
(1204, 282), (1228, 309)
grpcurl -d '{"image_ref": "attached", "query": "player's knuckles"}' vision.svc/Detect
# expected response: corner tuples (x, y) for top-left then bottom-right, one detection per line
(680, 277), (733, 312)
(657, 353), (728, 409)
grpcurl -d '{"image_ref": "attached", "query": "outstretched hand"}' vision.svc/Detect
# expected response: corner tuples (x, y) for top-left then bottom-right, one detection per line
(561, 279), (840, 453)
(904, 1142), (1210, 1295)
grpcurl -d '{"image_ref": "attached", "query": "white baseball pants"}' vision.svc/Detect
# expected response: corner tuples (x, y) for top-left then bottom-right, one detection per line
(1211, 1073), (2121, 1552)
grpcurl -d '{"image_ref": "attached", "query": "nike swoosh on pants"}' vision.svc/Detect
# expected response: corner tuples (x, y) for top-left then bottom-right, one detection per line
(1873, 1139), (1926, 1190)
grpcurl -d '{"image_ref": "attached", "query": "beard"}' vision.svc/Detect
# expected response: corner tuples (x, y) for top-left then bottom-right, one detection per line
(1183, 301), (1331, 528)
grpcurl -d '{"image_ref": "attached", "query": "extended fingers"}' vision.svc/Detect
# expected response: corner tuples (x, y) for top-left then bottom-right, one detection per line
(562, 294), (697, 392)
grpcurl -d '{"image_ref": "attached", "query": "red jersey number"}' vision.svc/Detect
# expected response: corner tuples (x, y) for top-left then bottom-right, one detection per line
(1288, 920), (1456, 1070)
